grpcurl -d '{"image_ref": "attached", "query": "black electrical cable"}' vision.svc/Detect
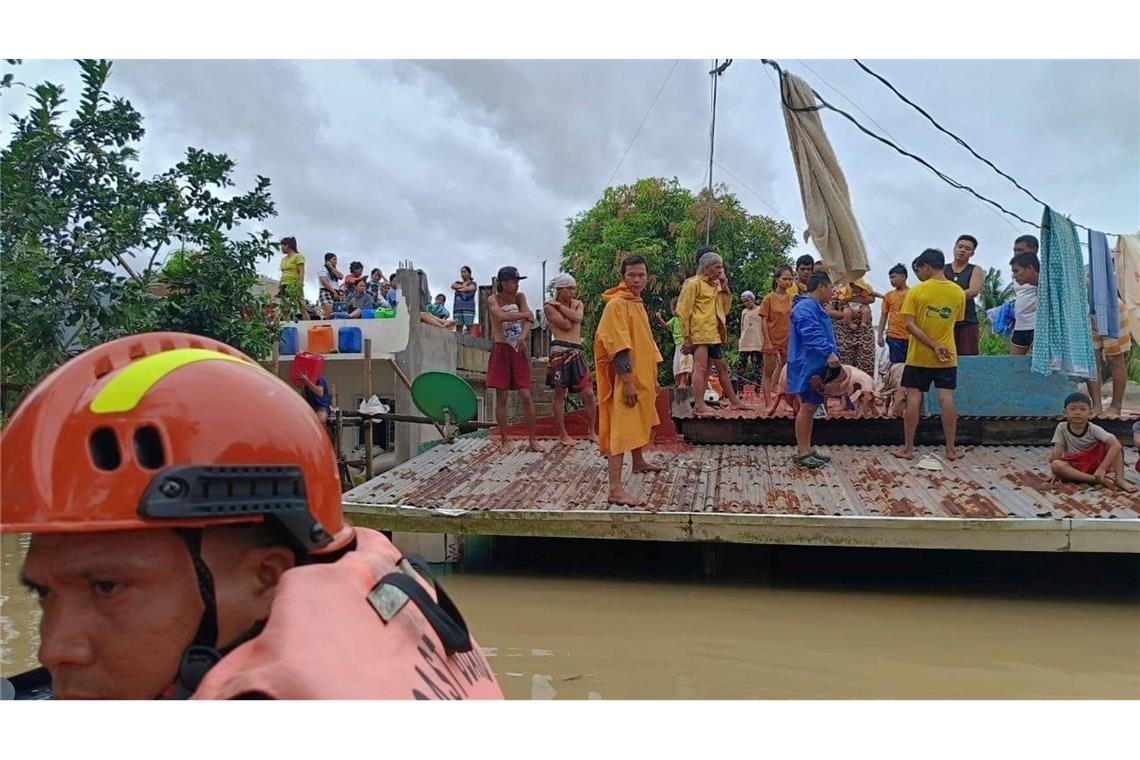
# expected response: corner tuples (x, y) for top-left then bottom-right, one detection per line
(761, 59), (1046, 231)
(850, 58), (1126, 237)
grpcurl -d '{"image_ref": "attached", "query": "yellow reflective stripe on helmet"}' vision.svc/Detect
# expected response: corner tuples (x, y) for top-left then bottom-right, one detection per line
(90, 348), (254, 414)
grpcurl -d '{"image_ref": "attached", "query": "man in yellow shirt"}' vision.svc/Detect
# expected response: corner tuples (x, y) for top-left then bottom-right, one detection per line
(893, 248), (966, 462)
(676, 250), (749, 416)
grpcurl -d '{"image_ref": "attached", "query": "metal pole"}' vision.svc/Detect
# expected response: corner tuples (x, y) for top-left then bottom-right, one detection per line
(704, 59), (732, 246)
(364, 338), (374, 481)
(542, 259), (547, 302)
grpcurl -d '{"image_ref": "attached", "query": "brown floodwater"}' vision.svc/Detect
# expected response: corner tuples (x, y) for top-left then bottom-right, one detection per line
(3, 534), (1138, 699)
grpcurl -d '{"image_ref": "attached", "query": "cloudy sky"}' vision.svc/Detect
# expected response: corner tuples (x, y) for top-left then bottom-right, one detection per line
(3, 59), (1137, 307)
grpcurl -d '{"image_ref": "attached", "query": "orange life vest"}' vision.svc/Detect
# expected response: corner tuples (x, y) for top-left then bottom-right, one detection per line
(193, 528), (503, 700)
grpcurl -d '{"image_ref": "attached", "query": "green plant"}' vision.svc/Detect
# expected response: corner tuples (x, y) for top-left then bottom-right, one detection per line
(561, 177), (796, 385)
(1, 59), (279, 399)
(978, 266), (1015, 312)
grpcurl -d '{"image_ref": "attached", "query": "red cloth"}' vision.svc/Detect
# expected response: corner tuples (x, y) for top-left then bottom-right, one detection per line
(1061, 441), (1107, 475)
(486, 342), (531, 391)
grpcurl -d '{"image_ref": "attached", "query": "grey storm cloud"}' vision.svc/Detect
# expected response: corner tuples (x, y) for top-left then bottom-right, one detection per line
(3, 58), (1137, 305)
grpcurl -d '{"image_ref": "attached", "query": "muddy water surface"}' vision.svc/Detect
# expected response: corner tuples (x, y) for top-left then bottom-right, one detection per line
(3, 534), (1138, 698)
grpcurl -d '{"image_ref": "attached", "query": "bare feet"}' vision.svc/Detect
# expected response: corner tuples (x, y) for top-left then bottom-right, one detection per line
(891, 449), (914, 461)
(1106, 406), (1123, 418)
(728, 401), (750, 411)
(608, 487), (645, 506)
(558, 434), (576, 446)
(692, 404), (715, 417)
(588, 432), (599, 444)
(526, 440), (547, 453)
(945, 449), (967, 461)
(632, 457), (664, 474)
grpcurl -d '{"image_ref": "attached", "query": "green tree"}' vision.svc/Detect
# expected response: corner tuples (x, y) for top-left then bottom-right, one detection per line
(1, 59), (279, 403)
(561, 177), (796, 383)
(978, 266), (1015, 311)
(976, 267), (1016, 356)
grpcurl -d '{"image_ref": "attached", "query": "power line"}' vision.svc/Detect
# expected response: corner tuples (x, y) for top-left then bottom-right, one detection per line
(604, 59), (680, 190)
(762, 58), (1048, 232)
(711, 160), (788, 221)
(851, 58), (1124, 237)
(793, 59), (1020, 238)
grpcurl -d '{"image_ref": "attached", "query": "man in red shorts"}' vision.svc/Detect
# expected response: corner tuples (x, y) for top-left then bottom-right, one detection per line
(488, 266), (544, 452)
(544, 273), (598, 445)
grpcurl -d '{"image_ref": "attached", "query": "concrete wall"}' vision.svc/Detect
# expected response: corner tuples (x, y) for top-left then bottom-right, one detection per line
(925, 356), (1076, 416)
(393, 267), (459, 463)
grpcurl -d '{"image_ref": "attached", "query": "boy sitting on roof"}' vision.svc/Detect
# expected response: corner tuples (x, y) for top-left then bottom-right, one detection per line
(1049, 392), (1136, 493)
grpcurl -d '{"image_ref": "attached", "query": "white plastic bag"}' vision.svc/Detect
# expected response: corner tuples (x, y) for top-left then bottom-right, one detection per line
(358, 395), (389, 416)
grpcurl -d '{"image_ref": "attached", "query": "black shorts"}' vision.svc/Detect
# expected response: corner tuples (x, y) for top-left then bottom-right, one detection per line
(695, 343), (724, 360)
(1011, 329), (1034, 348)
(901, 365), (957, 392)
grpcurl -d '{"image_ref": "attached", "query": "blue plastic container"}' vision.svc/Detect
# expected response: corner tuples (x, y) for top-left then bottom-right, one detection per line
(278, 326), (298, 356)
(362, 308), (376, 319)
(338, 326), (363, 354)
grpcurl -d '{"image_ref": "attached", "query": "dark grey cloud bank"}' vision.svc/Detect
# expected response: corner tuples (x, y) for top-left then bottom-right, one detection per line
(4, 59), (1137, 305)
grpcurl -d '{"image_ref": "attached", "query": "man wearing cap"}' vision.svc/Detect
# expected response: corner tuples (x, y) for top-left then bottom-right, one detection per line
(736, 290), (764, 394)
(544, 273), (598, 445)
(676, 250), (749, 416)
(488, 266), (544, 452)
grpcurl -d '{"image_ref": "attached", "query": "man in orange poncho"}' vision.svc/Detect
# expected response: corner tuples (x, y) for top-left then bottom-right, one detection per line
(594, 254), (664, 506)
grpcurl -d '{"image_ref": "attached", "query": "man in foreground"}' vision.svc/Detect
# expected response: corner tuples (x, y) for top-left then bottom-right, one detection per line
(594, 255), (664, 506)
(787, 272), (841, 468)
(543, 273), (597, 445)
(894, 248), (967, 462)
(0, 332), (502, 700)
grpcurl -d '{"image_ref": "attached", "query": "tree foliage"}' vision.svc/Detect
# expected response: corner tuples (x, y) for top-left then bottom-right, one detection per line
(1, 59), (279, 400)
(561, 177), (796, 382)
(978, 266), (1015, 311)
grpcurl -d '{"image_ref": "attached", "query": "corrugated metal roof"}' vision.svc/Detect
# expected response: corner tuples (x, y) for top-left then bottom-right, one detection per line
(343, 438), (1140, 519)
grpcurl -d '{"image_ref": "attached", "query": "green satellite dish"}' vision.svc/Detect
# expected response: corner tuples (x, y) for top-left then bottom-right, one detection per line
(411, 371), (478, 426)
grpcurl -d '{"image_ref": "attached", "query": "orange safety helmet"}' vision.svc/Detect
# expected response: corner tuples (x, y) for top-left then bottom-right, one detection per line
(0, 332), (354, 555)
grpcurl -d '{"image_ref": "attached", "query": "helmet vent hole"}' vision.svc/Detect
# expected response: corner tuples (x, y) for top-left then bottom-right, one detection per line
(89, 428), (121, 471)
(133, 426), (165, 469)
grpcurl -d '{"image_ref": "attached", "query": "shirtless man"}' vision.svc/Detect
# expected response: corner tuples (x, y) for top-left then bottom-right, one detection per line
(487, 266), (544, 452)
(543, 273), (598, 445)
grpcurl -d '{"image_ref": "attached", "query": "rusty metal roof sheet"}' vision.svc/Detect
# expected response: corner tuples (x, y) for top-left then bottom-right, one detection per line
(343, 438), (1140, 519)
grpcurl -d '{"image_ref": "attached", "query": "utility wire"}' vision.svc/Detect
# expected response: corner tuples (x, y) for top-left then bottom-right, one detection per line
(793, 59), (1020, 242)
(711, 160), (789, 221)
(603, 59), (680, 190)
(761, 58), (1047, 231)
(851, 58), (1124, 237)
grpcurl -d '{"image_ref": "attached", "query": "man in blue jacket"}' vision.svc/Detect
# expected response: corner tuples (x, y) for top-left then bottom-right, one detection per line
(788, 272), (841, 468)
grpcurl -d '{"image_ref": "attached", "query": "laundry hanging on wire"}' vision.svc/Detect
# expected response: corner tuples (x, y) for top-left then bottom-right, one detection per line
(771, 66), (870, 285)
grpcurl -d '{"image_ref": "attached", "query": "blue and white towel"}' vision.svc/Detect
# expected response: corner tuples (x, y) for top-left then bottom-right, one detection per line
(1088, 229), (1120, 338)
(1032, 207), (1095, 379)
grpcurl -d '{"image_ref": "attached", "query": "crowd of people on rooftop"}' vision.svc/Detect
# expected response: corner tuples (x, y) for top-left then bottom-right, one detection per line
(276, 231), (1138, 500)
(276, 237), (479, 332)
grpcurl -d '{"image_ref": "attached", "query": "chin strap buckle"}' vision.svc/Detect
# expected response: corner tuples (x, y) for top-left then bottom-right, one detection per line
(166, 645), (222, 700)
